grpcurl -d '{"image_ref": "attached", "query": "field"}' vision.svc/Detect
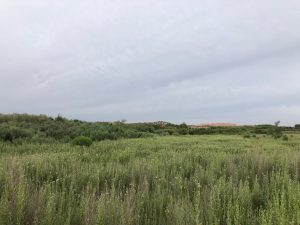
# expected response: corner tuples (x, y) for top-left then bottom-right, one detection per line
(0, 135), (299, 225)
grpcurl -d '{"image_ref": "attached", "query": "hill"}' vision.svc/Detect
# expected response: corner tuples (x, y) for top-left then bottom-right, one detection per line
(189, 123), (239, 128)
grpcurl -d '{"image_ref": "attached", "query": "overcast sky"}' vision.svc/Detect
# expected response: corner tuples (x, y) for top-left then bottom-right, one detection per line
(1, 0), (300, 125)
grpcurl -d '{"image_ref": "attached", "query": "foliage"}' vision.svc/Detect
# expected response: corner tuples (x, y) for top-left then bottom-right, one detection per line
(269, 121), (283, 139)
(243, 133), (251, 138)
(0, 114), (298, 145)
(282, 135), (289, 141)
(0, 135), (299, 225)
(0, 126), (33, 142)
(73, 136), (93, 147)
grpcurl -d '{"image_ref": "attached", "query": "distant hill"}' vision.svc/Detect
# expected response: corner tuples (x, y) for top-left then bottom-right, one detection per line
(189, 123), (239, 129)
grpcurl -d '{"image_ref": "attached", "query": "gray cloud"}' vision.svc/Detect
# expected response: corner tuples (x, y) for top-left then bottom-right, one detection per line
(1, 0), (300, 125)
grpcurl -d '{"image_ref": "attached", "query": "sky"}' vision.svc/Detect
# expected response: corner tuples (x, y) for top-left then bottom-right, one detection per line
(1, 0), (300, 125)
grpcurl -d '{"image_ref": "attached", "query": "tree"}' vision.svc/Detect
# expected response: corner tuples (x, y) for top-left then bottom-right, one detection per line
(274, 121), (280, 127)
(179, 123), (188, 128)
(55, 114), (65, 122)
(271, 121), (282, 139)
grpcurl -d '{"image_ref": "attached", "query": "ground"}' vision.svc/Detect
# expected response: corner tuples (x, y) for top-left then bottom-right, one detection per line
(0, 135), (299, 225)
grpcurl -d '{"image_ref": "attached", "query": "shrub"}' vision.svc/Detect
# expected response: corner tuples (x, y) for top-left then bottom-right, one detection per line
(0, 126), (33, 142)
(252, 191), (267, 210)
(179, 123), (188, 128)
(55, 114), (66, 122)
(282, 135), (289, 141)
(269, 121), (283, 139)
(178, 128), (189, 135)
(243, 134), (251, 138)
(4, 132), (13, 142)
(73, 136), (93, 147)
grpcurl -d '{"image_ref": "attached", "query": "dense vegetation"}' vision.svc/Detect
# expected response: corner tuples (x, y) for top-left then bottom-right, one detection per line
(0, 114), (297, 144)
(0, 114), (299, 224)
(0, 135), (299, 225)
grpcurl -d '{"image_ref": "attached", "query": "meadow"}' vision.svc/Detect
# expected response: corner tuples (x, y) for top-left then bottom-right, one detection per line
(0, 135), (299, 225)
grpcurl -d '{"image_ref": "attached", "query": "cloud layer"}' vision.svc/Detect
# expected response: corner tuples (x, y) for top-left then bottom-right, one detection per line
(1, 0), (300, 125)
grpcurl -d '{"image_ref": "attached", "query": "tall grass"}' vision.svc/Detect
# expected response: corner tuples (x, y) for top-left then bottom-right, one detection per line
(0, 135), (299, 225)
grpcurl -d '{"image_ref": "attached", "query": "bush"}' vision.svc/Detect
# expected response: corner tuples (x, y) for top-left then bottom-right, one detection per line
(178, 128), (189, 135)
(4, 132), (13, 142)
(0, 126), (33, 142)
(252, 190), (267, 210)
(73, 136), (93, 147)
(243, 134), (251, 138)
(269, 121), (283, 139)
(55, 114), (66, 122)
(282, 135), (289, 141)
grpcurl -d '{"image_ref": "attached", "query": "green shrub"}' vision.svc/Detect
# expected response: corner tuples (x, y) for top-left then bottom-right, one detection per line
(243, 134), (251, 138)
(252, 190), (267, 210)
(72, 136), (93, 147)
(269, 121), (283, 139)
(178, 128), (189, 135)
(0, 126), (33, 142)
(282, 135), (289, 141)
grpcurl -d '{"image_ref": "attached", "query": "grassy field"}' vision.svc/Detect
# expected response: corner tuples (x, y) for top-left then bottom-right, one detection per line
(0, 135), (299, 225)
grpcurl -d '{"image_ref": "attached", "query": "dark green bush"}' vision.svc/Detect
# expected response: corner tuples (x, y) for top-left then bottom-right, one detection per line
(55, 114), (66, 122)
(4, 132), (13, 142)
(178, 128), (189, 135)
(243, 134), (251, 138)
(73, 136), (93, 147)
(269, 121), (283, 139)
(282, 135), (289, 141)
(252, 191), (267, 210)
(0, 126), (33, 142)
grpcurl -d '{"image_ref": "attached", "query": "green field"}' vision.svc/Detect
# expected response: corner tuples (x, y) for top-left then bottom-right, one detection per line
(0, 135), (299, 225)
